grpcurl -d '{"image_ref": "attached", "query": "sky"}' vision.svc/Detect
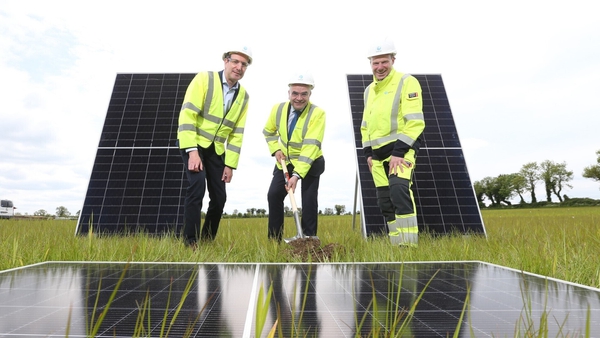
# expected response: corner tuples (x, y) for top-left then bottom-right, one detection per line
(1, 0), (599, 216)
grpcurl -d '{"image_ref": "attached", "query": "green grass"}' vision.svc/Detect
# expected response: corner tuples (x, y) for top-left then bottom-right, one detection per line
(1, 206), (599, 289)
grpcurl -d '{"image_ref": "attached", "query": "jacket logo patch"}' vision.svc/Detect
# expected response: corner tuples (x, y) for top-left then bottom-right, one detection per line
(408, 92), (418, 98)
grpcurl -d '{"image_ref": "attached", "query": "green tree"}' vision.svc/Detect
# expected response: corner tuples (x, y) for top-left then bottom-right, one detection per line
(55, 206), (70, 217)
(520, 162), (540, 203)
(539, 160), (555, 202)
(539, 160), (573, 203)
(582, 150), (600, 187)
(493, 174), (515, 205)
(510, 173), (527, 204)
(473, 180), (485, 205)
(334, 204), (346, 215)
(476, 175), (515, 206)
(477, 176), (497, 206)
(551, 162), (573, 202)
(34, 209), (47, 216)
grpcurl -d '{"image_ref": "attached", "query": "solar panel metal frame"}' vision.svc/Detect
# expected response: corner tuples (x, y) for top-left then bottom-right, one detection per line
(346, 74), (486, 238)
(76, 73), (196, 235)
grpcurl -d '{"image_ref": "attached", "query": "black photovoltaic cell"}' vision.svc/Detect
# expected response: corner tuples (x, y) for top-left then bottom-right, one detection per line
(1, 261), (599, 337)
(77, 73), (196, 234)
(346, 74), (486, 237)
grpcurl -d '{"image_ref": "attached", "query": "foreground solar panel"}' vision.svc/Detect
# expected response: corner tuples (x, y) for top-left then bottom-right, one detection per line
(346, 74), (486, 237)
(76, 74), (195, 235)
(1, 261), (598, 337)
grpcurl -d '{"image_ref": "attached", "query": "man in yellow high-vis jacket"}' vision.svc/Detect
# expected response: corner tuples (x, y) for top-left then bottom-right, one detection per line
(263, 71), (326, 242)
(361, 38), (425, 246)
(177, 45), (252, 247)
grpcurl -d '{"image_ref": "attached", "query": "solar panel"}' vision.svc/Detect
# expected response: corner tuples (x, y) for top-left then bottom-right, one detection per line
(346, 74), (486, 237)
(1, 261), (598, 337)
(76, 73), (195, 235)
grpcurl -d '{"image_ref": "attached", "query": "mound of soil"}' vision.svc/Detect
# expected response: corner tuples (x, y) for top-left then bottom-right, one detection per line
(283, 237), (344, 262)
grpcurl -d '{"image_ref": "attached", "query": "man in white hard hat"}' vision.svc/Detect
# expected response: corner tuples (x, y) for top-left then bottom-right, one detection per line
(361, 38), (425, 246)
(263, 72), (326, 242)
(177, 45), (252, 248)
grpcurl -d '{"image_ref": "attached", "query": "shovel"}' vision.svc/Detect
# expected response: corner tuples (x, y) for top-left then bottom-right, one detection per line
(280, 158), (306, 243)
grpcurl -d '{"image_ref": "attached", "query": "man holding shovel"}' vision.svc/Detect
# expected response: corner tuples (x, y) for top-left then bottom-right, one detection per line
(263, 71), (326, 242)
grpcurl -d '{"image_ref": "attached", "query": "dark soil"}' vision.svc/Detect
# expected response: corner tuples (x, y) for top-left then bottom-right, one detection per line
(283, 237), (345, 262)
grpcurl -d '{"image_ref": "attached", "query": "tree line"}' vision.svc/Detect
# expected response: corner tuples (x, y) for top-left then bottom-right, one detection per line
(224, 204), (350, 218)
(474, 150), (600, 207)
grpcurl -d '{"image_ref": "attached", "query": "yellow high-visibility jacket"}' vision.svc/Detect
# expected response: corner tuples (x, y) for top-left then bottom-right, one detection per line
(361, 69), (424, 160)
(177, 71), (249, 169)
(263, 102), (325, 178)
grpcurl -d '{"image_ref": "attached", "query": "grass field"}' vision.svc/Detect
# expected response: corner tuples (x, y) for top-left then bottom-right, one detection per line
(1, 206), (599, 289)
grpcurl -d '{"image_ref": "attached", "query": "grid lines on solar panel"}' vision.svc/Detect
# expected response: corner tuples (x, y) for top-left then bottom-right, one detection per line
(2, 261), (598, 337)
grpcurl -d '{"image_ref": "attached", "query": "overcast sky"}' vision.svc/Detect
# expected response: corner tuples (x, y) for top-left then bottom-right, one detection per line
(1, 0), (599, 216)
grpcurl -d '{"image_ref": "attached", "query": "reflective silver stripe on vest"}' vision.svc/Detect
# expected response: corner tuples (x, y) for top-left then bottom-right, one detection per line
(263, 104), (279, 142)
(203, 114), (221, 124)
(263, 128), (278, 142)
(181, 102), (201, 114)
(404, 112), (424, 120)
(302, 139), (321, 146)
(389, 74), (410, 135)
(274, 103), (288, 147)
(227, 143), (241, 154)
(197, 128), (214, 140)
(296, 155), (314, 166)
(204, 71), (214, 117)
(178, 124), (196, 132)
(221, 118), (236, 129)
(239, 91), (249, 116)
(300, 105), (316, 140)
(361, 84), (372, 148)
(213, 134), (226, 143)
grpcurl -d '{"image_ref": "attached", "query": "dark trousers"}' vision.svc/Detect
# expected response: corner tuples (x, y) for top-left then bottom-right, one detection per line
(180, 144), (226, 243)
(267, 156), (325, 241)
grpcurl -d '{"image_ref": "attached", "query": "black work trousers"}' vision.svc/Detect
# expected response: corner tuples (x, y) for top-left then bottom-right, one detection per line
(180, 143), (226, 244)
(267, 156), (325, 241)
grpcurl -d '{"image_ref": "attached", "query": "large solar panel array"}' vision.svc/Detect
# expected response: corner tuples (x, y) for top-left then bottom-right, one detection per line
(1, 261), (598, 337)
(346, 74), (486, 237)
(76, 73), (195, 235)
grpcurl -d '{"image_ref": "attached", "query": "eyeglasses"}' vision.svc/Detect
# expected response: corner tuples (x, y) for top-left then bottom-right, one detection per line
(227, 57), (249, 69)
(290, 91), (309, 98)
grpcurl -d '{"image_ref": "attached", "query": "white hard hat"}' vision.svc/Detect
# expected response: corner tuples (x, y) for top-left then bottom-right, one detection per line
(288, 71), (315, 88)
(366, 38), (397, 59)
(222, 45), (253, 65)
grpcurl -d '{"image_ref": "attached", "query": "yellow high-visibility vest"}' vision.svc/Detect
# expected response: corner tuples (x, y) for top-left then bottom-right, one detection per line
(263, 102), (325, 178)
(361, 69), (424, 157)
(177, 71), (249, 169)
